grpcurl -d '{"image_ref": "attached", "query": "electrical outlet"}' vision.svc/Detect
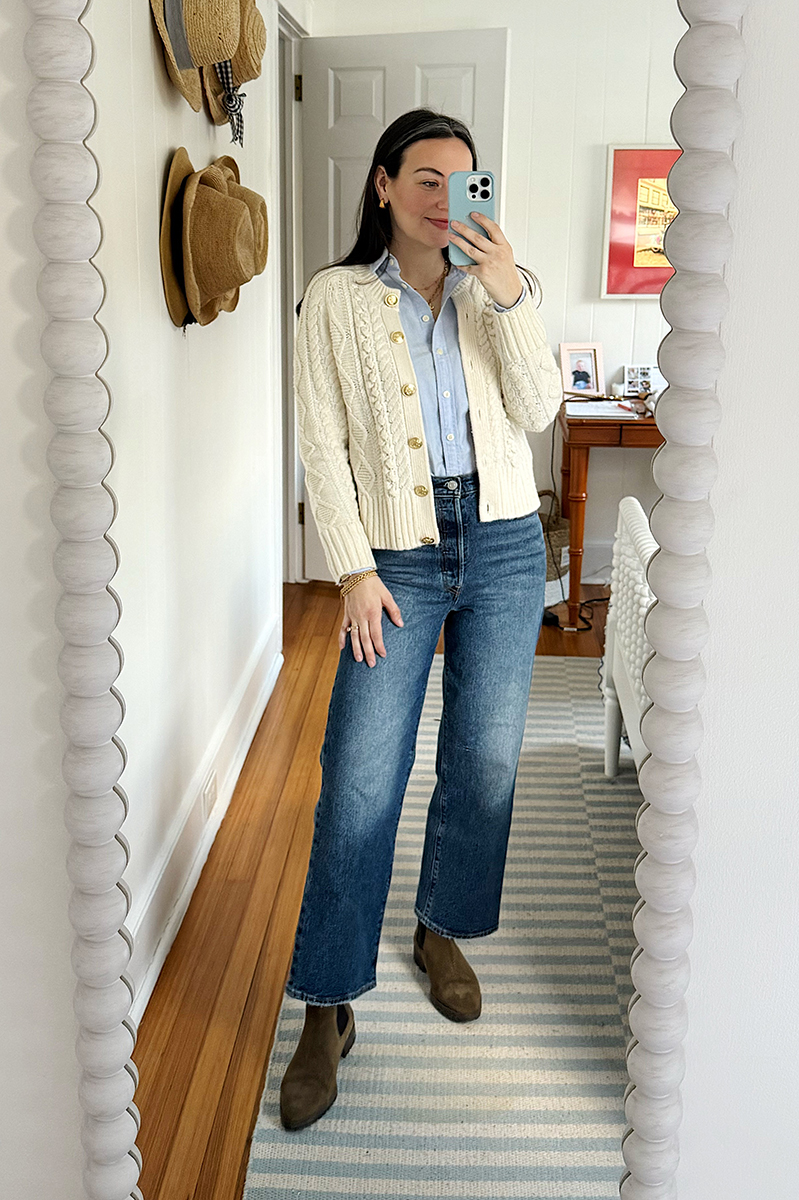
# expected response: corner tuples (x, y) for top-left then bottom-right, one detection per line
(201, 770), (218, 821)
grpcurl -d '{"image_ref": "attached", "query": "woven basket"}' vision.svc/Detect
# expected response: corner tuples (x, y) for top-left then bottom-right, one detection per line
(538, 489), (570, 582)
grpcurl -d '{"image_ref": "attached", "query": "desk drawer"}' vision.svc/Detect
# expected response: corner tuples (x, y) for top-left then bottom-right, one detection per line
(565, 422), (621, 446)
(621, 423), (665, 448)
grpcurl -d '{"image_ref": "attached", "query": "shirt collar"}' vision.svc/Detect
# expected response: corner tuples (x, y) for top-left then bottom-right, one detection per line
(369, 246), (466, 299)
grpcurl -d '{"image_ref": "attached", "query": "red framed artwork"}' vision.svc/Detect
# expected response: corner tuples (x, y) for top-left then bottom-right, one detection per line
(601, 145), (682, 298)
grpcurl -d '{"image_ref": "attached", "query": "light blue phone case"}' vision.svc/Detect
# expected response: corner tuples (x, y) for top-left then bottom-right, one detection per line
(447, 170), (496, 267)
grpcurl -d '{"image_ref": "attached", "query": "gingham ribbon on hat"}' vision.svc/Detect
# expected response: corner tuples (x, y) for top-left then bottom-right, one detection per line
(214, 60), (246, 147)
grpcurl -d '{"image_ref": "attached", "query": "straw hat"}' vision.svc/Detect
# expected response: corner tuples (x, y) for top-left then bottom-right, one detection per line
(201, 0), (266, 125)
(213, 156), (269, 274)
(159, 148), (268, 328)
(159, 147), (194, 325)
(149, 0), (241, 111)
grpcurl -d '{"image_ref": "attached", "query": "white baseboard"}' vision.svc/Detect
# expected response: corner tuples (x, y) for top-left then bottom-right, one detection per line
(127, 614), (284, 1025)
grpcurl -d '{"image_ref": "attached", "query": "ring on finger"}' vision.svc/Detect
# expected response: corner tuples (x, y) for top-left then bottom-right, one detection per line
(346, 623), (359, 633)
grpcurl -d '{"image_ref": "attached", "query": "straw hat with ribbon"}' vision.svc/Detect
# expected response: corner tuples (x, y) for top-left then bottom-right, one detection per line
(201, 0), (266, 139)
(159, 147), (268, 328)
(149, 0), (265, 144)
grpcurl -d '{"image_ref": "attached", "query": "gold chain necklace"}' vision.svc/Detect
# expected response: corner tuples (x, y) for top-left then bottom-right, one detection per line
(418, 261), (450, 315)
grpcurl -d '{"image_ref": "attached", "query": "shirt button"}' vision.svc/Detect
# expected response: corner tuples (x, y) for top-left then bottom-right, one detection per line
(443, 390), (451, 398)
(446, 433), (454, 441)
(421, 314), (430, 322)
(436, 347), (444, 355)
(402, 383), (417, 396)
(401, 282), (408, 289)
(414, 485), (428, 496)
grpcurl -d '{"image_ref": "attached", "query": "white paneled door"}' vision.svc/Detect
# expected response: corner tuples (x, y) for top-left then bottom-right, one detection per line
(297, 29), (509, 582)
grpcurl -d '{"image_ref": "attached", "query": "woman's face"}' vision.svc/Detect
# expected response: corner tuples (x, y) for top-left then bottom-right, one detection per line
(376, 137), (474, 253)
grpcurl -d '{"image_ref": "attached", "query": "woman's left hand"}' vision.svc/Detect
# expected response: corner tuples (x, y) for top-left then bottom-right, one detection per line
(449, 213), (525, 308)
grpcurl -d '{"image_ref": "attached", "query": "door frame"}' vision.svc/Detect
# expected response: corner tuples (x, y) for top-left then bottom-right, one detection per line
(279, 7), (308, 584)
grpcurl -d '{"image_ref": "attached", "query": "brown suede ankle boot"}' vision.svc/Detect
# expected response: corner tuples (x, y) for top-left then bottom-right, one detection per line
(413, 921), (482, 1022)
(279, 1002), (356, 1130)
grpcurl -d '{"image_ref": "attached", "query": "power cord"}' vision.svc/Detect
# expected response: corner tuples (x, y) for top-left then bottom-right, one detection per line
(541, 423), (567, 626)
(541, 424), (611, 632)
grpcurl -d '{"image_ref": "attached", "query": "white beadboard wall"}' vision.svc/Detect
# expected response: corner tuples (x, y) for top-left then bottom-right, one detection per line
(309, 0), (684, 577)
(81, 0), (286, 1019)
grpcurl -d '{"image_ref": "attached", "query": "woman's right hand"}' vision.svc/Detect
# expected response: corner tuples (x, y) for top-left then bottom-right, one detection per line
(338, 575), (404, 667)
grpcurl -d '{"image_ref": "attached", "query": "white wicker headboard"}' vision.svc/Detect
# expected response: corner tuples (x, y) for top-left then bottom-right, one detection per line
(603, 497), (659, 773)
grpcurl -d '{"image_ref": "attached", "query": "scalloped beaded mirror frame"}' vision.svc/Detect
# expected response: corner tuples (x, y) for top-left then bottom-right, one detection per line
(22, 0), (747, 1196)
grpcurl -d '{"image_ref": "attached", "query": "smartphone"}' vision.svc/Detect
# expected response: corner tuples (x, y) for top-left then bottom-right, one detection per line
(447, 170), (496, 267)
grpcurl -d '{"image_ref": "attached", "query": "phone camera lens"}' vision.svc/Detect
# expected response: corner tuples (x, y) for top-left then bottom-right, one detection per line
(480, 189), (490, 199)
(480, 177), (490, 187)
(468, 184), (478, 194)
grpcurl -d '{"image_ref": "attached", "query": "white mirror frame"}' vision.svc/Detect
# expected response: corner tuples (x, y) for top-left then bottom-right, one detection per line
(22, 0), (746, 1195)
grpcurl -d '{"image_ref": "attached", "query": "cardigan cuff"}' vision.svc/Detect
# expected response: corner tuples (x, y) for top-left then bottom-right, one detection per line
(493, 285), (527, 313)
(320, 523), (377, 585)
(491, 288), (553, 361)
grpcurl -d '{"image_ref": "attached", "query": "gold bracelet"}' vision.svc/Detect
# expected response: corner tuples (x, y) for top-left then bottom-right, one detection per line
(339, 568), (377, 597)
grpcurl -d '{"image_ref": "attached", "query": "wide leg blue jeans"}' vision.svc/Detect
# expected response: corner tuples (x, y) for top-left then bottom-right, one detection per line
(285, 471), (547, 1005)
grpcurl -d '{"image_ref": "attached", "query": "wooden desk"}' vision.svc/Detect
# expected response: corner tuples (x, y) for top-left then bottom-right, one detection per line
(557, 405), (664, 631)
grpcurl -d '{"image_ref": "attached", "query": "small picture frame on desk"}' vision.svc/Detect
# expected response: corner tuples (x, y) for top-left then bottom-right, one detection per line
(559, 342), (605, 398)
(624, 362), (665, 396)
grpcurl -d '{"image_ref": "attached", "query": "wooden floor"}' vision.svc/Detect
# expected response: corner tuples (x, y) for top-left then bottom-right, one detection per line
(132, 579), (609, 1200)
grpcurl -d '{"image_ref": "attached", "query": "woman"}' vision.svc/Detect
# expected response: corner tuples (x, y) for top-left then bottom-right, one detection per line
(280, 109), (563, 1131)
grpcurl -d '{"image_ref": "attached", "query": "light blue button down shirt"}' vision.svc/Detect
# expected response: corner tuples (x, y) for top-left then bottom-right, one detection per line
(344, 247), (525, 578)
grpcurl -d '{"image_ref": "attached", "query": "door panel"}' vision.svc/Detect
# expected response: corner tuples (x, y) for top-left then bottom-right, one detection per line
(299, 28), (509, 580)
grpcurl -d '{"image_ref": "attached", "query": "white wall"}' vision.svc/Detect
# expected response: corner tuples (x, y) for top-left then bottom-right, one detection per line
(678, 0), (799, 1194)
(80, 1), (286, 1016)
(308, 0), (685, 577)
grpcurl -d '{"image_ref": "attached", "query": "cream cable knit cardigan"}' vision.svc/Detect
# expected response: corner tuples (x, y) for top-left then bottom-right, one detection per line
(294, 263), (564, 583)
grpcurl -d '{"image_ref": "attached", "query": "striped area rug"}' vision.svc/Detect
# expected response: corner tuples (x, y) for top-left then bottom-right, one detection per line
(243, 656), (642, 1200)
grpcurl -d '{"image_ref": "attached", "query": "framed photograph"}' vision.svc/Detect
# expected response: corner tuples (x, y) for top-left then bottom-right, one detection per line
(559, 342), (605, 398)
(601, 145), (682, 299)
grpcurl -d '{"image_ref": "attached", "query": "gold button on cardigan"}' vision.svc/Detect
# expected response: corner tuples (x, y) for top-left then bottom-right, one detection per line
(294, 265), (564, 583)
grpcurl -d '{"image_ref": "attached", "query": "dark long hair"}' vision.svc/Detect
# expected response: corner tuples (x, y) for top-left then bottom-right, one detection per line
(299, 108), (541, 308)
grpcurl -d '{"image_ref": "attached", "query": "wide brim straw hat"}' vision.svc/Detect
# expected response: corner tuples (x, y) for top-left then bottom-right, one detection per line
(159, 146), (195, 325)
(150, 0), (241, 110)
(201, 0), (266, 125)
(162, 50), (202, 112)
(159, 149), (268, 327)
